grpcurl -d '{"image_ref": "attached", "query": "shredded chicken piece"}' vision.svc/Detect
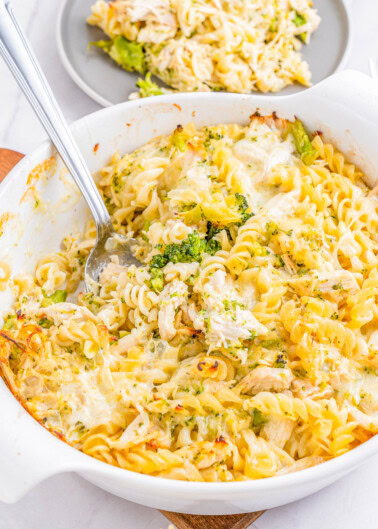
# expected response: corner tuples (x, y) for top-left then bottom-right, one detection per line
(276, 456), (324, 475)
(360, 394), (378, 416)
(189, 269), (267, 358)
(261, 416), (295, 449)
(317, 270), (359, 292)
(291, 378), (334, 400)
(289, 270), (359, 298)
(116, 0), (177, 43)
(237, 366), (294, 395)
(158, 280), (188, 341)
(111, 330), (142, 354)
(281, 254), (297, 275)
(261, 190), (300, 220)
(189, 306), (266, 346)
(21, 374), (44, 399)
(40, 303), (99, 325)
(114, 408), (152, 448)
(348, 406), (378, 431)
(358, 376), (378, 415)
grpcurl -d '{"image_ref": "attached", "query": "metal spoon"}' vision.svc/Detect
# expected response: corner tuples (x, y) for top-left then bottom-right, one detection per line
(0, 1), (140, 292)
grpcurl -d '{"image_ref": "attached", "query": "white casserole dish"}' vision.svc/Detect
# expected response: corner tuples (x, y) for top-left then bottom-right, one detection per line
(0, 70), (377, 514)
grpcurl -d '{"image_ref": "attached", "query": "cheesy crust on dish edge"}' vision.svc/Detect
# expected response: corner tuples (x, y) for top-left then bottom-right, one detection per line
(0, 115), (377, 482)
(87, 0), (320, 95)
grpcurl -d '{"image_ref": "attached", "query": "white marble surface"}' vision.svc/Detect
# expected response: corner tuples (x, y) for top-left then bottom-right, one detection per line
(0, 1), (377, 528)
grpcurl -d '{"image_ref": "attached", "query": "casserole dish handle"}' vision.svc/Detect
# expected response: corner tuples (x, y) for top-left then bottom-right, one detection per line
(293, 69), (378, 189)
(0, 382), (87, 503)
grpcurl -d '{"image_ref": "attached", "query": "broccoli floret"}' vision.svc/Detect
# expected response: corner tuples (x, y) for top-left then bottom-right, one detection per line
(252, 408), (268, 428)
(182, 232), (207, 262)
(261, 338), (282, 349)
(298, 32), (307, 43)
(136, 72), (164, 98)
(268, 17), (278, 33)
(265, 221), (280, 243)
(235, 193), (253, 225)
(149, 268), (164, 292)
(89, 39), (112, 52)
(41, 289), (67, 307)
(165, 232), (217, 263)
(149, 231), (220, 271)
(297, 32), (307, 43)
(203, 128), (224, 149)
(38, 317), (54, 329)
(89, 36), (146, 74)
(164, 241), (189, 264)
(235, 193), (248, 212)
(149, 254), (169, 269)
(288, 119), (318, 165)
(206, 238), (222, 255)
(206, 221), (221, 241)
(206, 221), (231, 243)
(293, 11), (307, 41)
(171, 125), (188, 152)
(3, 314), (16, 330)
(265, 221), (293, 243)
(293, 11), (306, 26)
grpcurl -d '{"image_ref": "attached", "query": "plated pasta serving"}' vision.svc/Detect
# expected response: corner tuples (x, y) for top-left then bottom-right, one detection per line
(0, 115), (377, 482)
(87, 0), (321, 96)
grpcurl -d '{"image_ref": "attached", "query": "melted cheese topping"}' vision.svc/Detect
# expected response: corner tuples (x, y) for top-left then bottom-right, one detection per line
(1, 116), (377, 482)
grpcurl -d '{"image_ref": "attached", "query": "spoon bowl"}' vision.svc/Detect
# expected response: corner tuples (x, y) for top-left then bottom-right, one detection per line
(0, 0), (141, 294)
(85, 228), (139, 289)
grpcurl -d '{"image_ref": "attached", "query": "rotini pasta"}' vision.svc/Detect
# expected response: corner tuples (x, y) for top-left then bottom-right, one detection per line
(0, 115), (377, 482)
(87, 0), (320, 95)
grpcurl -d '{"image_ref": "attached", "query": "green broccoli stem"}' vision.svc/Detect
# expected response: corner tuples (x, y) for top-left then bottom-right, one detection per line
(89, 36), (146, 74)
(41, 289), (68, 307)
(136, 72), (164, 98)
(288, 119), (318, 165)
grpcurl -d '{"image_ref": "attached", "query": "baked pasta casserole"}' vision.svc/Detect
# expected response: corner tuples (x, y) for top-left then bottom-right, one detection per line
(1, 115), (377, 481)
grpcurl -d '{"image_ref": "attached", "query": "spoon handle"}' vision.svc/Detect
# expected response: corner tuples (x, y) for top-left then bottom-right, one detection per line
(0, 0), (112, 238)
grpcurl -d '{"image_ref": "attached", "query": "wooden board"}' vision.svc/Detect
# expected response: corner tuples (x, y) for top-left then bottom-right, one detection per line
(0, 147), (264, 529)
(0, 148), (23, 181)
(162, 510), (264, 529)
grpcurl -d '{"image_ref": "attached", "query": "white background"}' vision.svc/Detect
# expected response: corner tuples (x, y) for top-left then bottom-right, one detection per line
(0, 1), (377, 528)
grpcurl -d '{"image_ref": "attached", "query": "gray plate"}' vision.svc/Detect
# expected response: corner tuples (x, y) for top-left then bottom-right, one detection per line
(57, 0), (351, 107)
